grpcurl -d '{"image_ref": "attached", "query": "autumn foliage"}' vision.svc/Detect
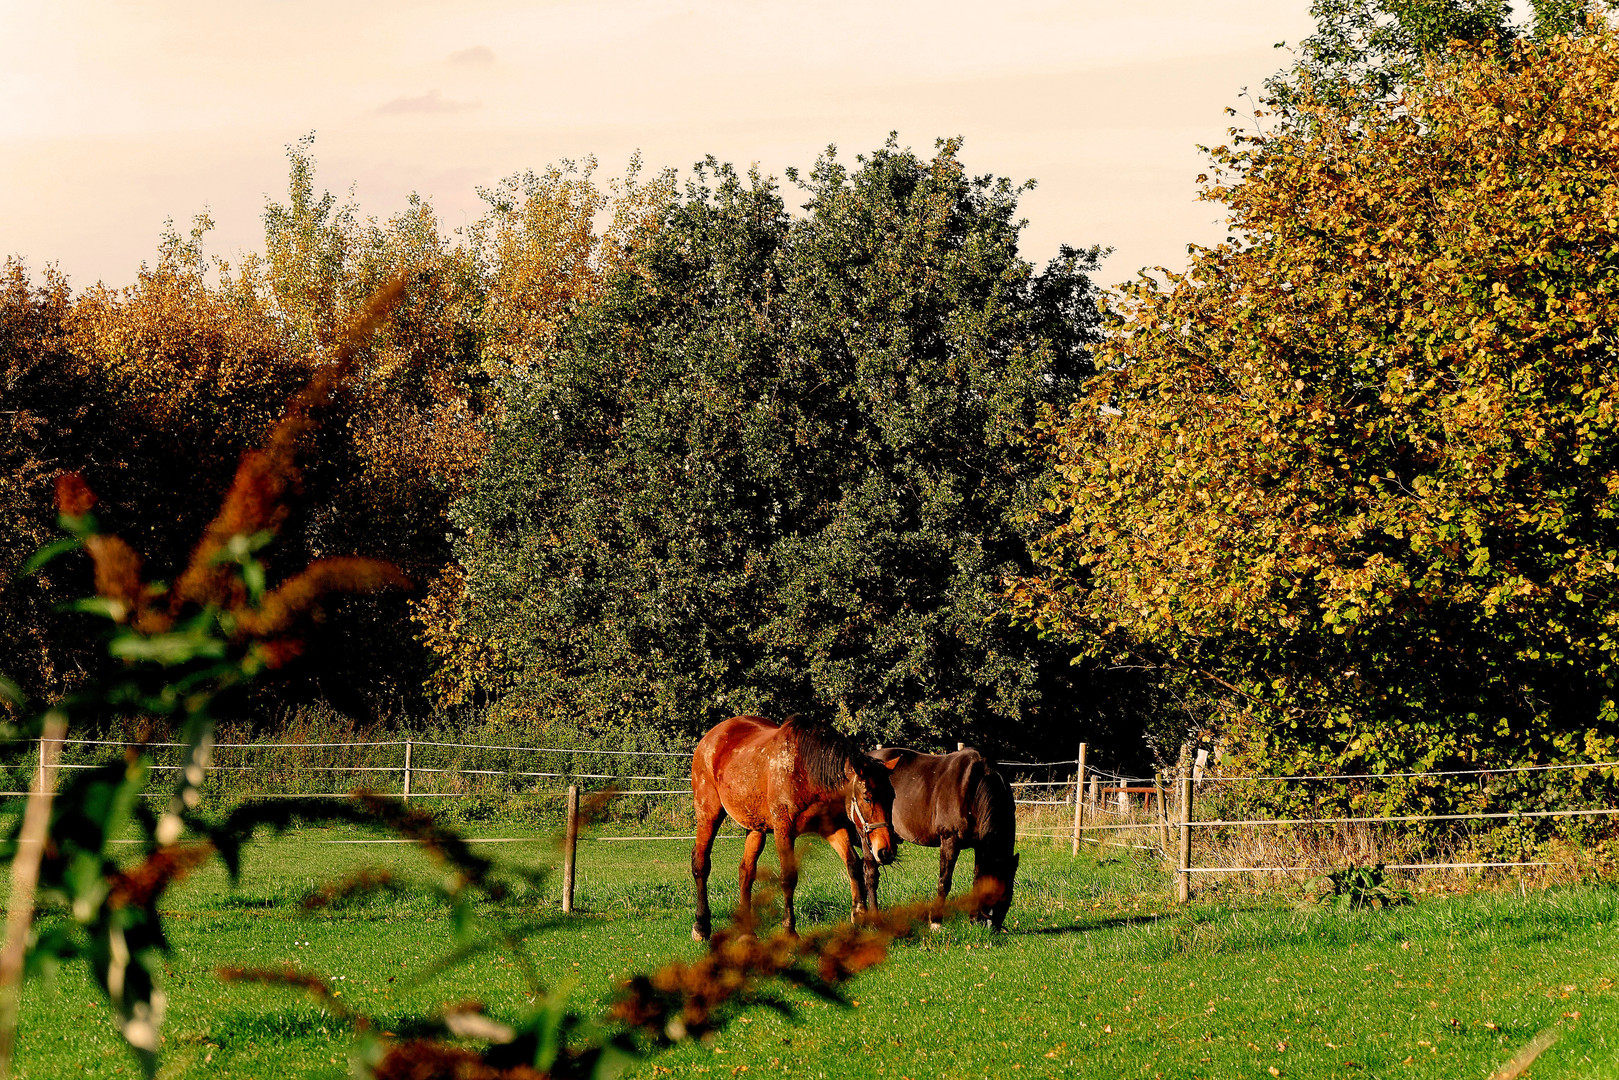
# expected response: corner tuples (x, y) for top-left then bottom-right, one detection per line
(1016, 26), (1619, 775)
(14, 23), (1619, 779)
(0, 142), (668, 714)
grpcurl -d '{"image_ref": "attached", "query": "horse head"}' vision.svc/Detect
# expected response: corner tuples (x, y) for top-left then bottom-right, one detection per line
(971, 850), (1019, 930)
(845, 756), (900, 865)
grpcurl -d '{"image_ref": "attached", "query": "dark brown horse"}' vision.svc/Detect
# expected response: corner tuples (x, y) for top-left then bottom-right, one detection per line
(690, 715), (898, 940)
(860, 747), (1019, 929)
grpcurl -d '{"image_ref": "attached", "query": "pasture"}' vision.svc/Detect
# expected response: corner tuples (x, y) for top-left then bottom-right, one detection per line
(8, 827), (1619, 1079)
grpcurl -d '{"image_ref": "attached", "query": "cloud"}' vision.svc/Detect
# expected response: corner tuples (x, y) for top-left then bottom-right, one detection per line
(449, 45), (495, 66)
(373, 89), (480, 115)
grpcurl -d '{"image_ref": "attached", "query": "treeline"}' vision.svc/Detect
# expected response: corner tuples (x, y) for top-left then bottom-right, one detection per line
(8, 1), (1619, 776)
(1, 137), (1163, 758)
(2, 144), (668, 719)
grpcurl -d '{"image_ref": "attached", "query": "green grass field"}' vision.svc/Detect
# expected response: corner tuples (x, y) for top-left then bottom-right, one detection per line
(10, 825), (1619, 1079)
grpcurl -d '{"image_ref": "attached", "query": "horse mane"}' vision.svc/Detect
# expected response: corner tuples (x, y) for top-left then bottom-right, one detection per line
(782, 715), (860, 789)
(967, 755), (1016, 855)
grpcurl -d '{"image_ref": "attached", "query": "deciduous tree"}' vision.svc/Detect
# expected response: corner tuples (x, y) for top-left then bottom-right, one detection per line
(1016, 29), (1619, 774)
(451, 139), (1103, 746)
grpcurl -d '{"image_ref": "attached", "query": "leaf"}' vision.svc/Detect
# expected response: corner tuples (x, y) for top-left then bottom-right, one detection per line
(108, 629), (227, 666)
(20, 537), (82, 576)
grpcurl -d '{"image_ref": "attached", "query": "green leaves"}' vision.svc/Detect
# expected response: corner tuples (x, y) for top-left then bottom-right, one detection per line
(1302, 864), (1413, 910)
(453, 138), (1102, 745)
(19, 536), (82, 576)
(107, 623), (228, 666)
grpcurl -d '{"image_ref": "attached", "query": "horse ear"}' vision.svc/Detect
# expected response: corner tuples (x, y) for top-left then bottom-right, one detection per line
(879, 756), (902, 771)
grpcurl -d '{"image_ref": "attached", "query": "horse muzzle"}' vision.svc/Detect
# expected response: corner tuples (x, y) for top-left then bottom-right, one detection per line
(869, 827), (897, 865)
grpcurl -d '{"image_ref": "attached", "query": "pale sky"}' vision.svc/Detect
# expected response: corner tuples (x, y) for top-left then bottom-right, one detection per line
(0, 1), (1315, 291)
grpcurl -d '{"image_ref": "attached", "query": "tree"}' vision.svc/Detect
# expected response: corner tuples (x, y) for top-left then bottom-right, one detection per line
(1265, 0), (1613, 126)
(0, 260), (87, 694)
(59, 201), (464, 711)
(1015, 28), (1619, 775)
(449, 139), (1103, 748)
(0, 136), (667, 717)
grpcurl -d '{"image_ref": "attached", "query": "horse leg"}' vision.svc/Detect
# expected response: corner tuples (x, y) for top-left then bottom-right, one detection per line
(857, 829), (881, 912)
(737, 829), (768, 922)
(828, 827), (866, 921)
(773, 825), (799, 937)
(933, 834), (960, 930)
(691, 799), (726, 943)
(863, 852), (881, 913)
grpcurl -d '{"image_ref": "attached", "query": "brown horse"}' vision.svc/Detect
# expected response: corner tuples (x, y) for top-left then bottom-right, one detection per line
(690, 715), (898, 940)
(860, 747), (1019, 929)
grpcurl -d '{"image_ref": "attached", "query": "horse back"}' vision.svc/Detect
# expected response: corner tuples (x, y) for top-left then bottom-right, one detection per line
(875, 747), (1003, 847)
(692, 716), (782, 828)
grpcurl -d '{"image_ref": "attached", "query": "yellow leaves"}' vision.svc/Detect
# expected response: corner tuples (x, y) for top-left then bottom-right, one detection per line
(478, 156), (673, 375)
(1016, 23), (1619, 768)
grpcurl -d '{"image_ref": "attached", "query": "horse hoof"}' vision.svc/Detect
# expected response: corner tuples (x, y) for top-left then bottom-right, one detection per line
(928, 921), (943, 932)
(692, 925), (709, 943)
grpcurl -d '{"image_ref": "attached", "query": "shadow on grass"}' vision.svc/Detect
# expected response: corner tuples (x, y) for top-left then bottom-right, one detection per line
(220, 895), (282, 910)
(1022, 912), (1174, 935)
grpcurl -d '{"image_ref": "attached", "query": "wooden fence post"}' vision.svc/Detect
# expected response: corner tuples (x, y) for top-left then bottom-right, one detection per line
(1070, 742), (1087, 856)
(1177, 774), (1194, 904)
(0, 718), (66, 1075)
(1152, 771), (1171, 854)
(562, 784), (580, 914)
(401, 740), (413, 801)
(956, 741), (965, 752)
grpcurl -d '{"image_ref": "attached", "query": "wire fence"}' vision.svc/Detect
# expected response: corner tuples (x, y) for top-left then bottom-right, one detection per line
(989, 745), (1619, 896)
(1055, 755), (1619, 894)
(11, 737), (1617, 893)
(8, 737), (1091, 805)
(2, 736), (696, 802)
